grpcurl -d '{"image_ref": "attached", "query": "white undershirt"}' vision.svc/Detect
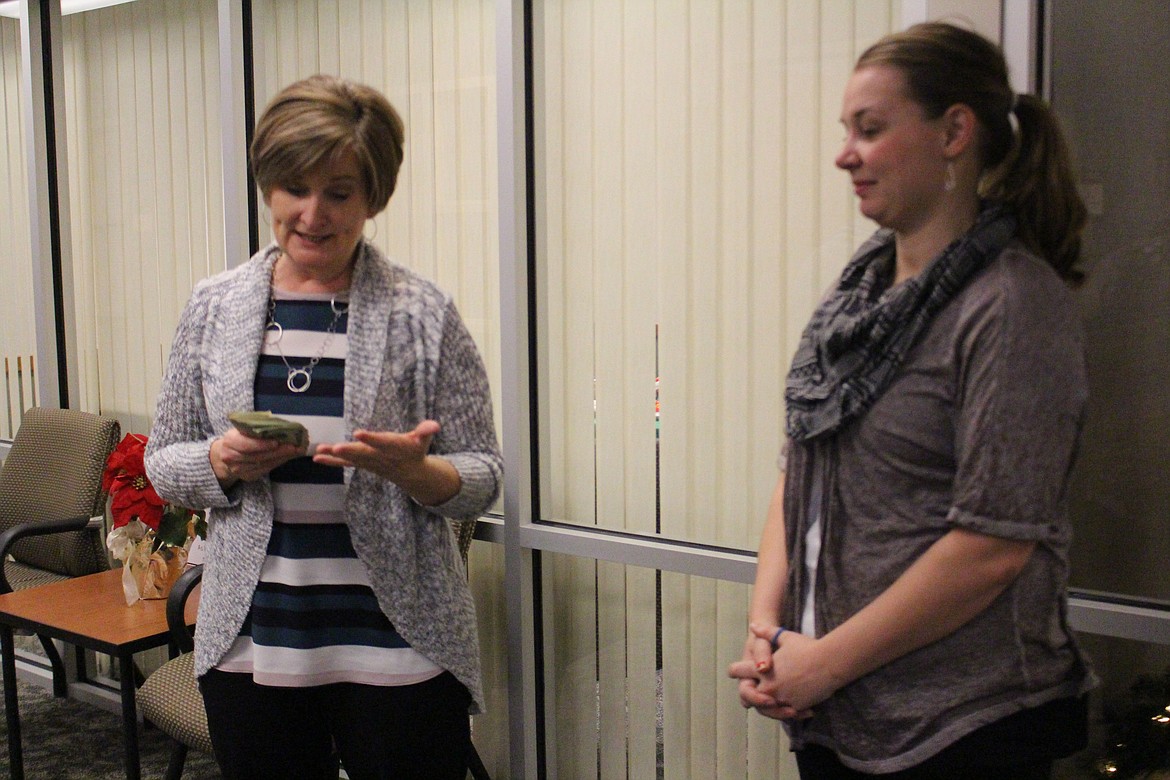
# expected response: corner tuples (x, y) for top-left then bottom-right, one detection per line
(800, 458), (825, 636)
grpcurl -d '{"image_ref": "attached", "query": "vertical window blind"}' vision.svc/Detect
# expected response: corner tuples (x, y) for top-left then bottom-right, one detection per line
(0, 16), (36, 438)
(252, 0), (503, 473)
(536, 3), (897, 776)
(62, 0), (224, 435)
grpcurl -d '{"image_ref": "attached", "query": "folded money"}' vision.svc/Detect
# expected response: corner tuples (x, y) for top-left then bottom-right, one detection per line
(228, 410), (309, 447)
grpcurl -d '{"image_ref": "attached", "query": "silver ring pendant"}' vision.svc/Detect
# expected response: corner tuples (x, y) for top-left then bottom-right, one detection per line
(287, 369), (312, 393)
(265, 321), (283, 346)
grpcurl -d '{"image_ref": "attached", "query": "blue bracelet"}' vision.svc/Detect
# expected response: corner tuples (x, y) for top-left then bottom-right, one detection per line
(770, 626), (786, 653)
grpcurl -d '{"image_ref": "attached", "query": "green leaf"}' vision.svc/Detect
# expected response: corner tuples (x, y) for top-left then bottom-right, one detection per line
(155, 505), (197, 549)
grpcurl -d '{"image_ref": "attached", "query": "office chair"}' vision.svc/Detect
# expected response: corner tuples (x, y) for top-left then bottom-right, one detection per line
(136, 563), (209, 780)
(0, 406), (121, 696)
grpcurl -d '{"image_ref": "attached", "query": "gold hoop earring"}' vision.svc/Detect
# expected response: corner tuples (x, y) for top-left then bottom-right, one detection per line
(944, 162), (957, 193)
(364, 218), (379, 241)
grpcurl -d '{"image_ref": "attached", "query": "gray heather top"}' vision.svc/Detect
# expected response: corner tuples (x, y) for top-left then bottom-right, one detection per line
(781, 242), (1095, 772)
(145, 241), (502, 713)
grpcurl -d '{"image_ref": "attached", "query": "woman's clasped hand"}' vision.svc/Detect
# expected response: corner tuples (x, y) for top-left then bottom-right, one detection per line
(729, 623), (820, 720)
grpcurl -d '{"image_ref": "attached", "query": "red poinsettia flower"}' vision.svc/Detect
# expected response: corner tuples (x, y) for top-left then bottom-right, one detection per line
(103, 433), (164, 531)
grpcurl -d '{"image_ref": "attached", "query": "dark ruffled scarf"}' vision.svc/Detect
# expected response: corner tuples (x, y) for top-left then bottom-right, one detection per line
(785, 204), (1017, 442)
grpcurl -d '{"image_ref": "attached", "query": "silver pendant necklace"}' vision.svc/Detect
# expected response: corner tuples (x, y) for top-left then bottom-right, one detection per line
(265, 287), (348, 394)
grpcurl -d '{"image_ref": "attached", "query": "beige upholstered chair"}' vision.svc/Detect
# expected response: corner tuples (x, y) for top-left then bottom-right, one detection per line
(136, 563), (209, 780)
(139, 518), (492, 780)
(452, 518), (493, 780)
(0, 406), (121, 696)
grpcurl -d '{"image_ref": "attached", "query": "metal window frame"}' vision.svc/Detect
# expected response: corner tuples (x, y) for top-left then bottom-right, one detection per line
(18, 0), (75, 409)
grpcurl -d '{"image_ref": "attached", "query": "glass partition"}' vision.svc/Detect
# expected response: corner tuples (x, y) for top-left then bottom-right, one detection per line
(543, 551), (798, 779)
(1049, 2), (1170, 776)
(468, 538), (508, 778)
(0, 13), (37, 437)
(534, 2), (900, 549)
(251, 0), (502, 460)
(1056, 0), (1170, 606)
(61, 0), (224, 432)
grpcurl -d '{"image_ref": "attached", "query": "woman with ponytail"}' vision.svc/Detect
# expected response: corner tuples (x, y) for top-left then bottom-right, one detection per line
(728, 22), (1095, 778)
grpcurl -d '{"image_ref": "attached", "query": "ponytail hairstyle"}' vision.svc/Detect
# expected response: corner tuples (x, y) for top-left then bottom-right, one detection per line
(856, 22), (1086, 280)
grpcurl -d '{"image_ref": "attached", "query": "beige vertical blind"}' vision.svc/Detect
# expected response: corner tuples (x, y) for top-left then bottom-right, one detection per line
(251, 0), (506, 772)
(538, 2), (898, 777)
(0, 17), (37, 437)
(252, 0), (502, 446)
(62, 0), (224, 434)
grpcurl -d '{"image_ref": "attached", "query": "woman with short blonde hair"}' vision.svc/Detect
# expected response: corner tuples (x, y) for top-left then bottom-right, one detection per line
(147, 74), (500, 779)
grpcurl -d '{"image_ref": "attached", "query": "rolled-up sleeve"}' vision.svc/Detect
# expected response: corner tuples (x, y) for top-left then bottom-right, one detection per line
(948, 256), (1087, 541)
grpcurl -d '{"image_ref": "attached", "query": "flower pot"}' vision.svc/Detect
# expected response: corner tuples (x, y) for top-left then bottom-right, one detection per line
(128, 542), (189, 600)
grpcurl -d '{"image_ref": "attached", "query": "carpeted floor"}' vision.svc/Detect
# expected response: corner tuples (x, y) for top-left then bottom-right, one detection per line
(0, 674), (222, 779)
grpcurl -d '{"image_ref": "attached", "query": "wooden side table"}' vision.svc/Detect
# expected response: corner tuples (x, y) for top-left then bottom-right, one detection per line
(0, 568), (194, 780)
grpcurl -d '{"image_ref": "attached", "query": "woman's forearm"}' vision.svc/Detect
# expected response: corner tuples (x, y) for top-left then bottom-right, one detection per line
(392, 454), (462, 507)
(749, 474), (789, 625)
(815, 527), (1036, 689)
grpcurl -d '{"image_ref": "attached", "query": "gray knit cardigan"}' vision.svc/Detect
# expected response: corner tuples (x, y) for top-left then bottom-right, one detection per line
(144, 241), (502, 713)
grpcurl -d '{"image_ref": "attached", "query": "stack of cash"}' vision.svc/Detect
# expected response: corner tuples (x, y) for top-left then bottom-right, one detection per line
(228, 410), (309, 447)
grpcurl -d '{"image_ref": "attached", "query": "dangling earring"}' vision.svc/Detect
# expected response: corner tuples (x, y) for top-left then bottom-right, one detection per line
(944, 162), (957, 193)
(364, 218), (379, 241)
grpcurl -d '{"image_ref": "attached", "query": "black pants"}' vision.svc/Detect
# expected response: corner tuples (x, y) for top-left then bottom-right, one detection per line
(795, 696), (1087, 780)
(199, 669), (472, 780)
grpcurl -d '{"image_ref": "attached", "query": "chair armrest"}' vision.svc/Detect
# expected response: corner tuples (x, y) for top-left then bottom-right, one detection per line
(166, 563), (203, 652)
(449, 517), (477, 569)
(0, 515), (93, 594)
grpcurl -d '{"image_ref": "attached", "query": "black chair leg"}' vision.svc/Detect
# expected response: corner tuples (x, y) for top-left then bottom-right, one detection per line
(468, 742), (491, 780)
(164, 741), (188, 780)
(36, 633), (67, 697)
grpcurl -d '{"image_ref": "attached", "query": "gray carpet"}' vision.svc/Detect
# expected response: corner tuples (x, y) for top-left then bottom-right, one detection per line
(0, 675), (222, 779)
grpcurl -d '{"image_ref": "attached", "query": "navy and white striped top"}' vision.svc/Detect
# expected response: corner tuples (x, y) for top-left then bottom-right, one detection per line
(215, 289), (443, 687)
